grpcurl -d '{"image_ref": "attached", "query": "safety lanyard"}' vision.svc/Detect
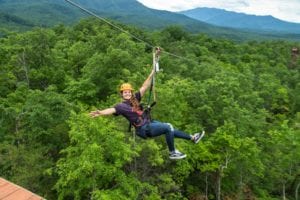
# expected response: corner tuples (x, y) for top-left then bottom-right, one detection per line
(147, 47), (161, 105)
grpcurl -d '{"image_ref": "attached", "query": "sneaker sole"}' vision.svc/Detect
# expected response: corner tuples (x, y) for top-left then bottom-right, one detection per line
(169, 154), (187, 160)
(195, 131), (205, 144)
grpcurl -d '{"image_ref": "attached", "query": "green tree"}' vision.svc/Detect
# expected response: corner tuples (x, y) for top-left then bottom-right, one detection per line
(0, 87), (70, 198)
(55, 112), (159, 200)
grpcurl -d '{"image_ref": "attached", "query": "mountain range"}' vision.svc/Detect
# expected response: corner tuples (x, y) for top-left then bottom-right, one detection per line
(0, 0), (299, 41)
(180, 7), (300, 34)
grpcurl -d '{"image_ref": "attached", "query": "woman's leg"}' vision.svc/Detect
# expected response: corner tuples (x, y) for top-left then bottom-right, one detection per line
(146, 121), (194, 150)
(146, 121), (175, 152)
(173, 129), (192, 140)
(164, 122), (192, 140)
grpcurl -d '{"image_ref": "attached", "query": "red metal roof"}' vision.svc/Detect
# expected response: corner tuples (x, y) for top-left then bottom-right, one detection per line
(0, 177), (44, 200)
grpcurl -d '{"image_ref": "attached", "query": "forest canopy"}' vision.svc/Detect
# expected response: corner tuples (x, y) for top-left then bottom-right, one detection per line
(0, 18), (299, 200)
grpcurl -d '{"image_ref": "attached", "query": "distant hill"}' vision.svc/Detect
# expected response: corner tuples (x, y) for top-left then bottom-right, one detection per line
(0, 0), (85, 28)
(0, 0), (300, 41)
(58, 0), (225, 34)
(0, 0), (219, 32)
(0, 13), (35, 31)
(180, 7), (300, 34)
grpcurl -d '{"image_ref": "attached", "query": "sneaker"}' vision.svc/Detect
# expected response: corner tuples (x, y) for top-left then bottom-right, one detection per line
(169, 150), (187, 160)
(193, 130), (205, 144)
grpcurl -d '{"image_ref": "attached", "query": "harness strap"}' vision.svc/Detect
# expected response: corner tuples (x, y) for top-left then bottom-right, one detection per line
(147, 47), (161, 105)
(128, 102), (157, 132)
(129, 47), (161, 133)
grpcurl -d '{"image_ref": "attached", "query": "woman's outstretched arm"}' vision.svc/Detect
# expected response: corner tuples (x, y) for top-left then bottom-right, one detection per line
(139, 69), (155, 97)
(89, 108), (116, 118)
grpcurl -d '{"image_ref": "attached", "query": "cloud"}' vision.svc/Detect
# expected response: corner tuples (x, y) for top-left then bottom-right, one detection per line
(137, 0), (300, 23)
(138, 0), (251, 11)
(235, 0), (300, 23)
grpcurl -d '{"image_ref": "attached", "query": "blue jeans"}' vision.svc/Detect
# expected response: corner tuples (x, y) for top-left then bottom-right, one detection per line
(136, 120), (192, 152)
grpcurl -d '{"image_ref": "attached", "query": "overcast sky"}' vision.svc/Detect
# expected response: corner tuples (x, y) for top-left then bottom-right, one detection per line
(137, 0), (300, 23)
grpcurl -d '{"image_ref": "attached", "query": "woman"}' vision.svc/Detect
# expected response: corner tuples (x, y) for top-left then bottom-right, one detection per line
(89, 69), (204, 160)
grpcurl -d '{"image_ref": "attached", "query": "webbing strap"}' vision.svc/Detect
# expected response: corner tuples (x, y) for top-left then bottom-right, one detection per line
(129, 48), (160, 133)
(147, 47), (160, 105)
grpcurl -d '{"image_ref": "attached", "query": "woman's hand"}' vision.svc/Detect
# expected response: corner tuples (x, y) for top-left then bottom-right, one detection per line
(89, 108), (116, 117)
(89, 110), (101, 118)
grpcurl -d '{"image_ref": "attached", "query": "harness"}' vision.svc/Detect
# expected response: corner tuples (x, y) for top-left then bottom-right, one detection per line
(128, 47), (161, 132)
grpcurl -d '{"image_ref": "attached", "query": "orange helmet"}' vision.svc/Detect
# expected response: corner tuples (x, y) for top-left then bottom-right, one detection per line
(120, 83), (134, 92)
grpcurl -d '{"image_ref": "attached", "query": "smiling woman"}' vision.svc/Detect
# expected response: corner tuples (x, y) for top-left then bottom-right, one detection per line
(89, 68), (205, 160)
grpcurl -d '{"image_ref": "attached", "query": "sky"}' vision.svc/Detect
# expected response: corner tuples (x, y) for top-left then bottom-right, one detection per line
(137, 0), (300, 23)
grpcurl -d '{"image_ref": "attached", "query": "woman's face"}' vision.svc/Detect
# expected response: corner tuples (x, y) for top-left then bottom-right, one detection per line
(122, 90), (132, 100)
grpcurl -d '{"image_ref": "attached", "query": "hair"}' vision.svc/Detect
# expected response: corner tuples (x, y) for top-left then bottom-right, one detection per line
(121, 90), (141, 112)
(130, 95), (141, 112)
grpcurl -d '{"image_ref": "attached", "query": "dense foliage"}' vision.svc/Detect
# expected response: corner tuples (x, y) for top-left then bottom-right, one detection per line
(0, 18), (299, 200)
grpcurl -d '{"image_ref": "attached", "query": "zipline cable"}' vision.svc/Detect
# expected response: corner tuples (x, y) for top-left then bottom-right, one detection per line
(64, 0), (196, 62)
(64, 0), (153, 47)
